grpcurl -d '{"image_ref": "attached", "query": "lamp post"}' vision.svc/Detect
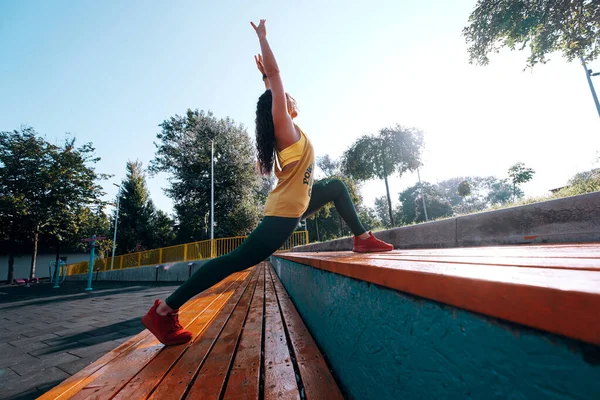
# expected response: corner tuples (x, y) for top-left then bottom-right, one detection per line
(417, 167), (429, 222)
(210, 139), (215, 257)
(110, 183), (122, 270)
(580, 56), (600, 119)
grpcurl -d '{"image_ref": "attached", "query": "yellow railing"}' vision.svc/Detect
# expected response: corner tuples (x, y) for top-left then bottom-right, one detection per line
(66, 230), (309, 276)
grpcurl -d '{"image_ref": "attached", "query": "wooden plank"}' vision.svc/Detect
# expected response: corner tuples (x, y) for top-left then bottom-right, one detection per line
(366, 255), (600, 271)
(39, 269), (249, 400)
(148, 266), (260, 399)
(268, 265), (344, 400)
(277, 250), (600, 345)
(264, 263), (300, 400)
(221, 264), (265, 400)
(185, 264), (262, 399)
(99, 269), (252, 400)
(312, 244), (600, 259)
(37, 333), (150, 400)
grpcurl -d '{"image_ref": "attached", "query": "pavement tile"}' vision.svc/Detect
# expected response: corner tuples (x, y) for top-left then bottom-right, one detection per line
(10, 352), (81, 376)
(0, 367), (70, 399)
(56, 357), (95, 375)
(0, 353), (40, 369)
(0, 281), (180, 399)
(9, 334), (60, 349)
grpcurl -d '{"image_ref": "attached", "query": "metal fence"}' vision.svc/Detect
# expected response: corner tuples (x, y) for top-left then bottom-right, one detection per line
(66, 230), (309, 276)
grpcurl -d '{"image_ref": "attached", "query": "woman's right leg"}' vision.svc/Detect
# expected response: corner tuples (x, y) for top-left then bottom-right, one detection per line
(142, 216), (299, 345)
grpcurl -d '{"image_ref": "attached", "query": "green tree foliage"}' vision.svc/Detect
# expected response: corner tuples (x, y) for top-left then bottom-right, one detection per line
(356, 206), (383, 232)
(44, 138), (108, 269)
(556, 167), (600, 196)
(150, 109), (261, 242)
(152, 210), (176, 249)
(114, 160), (157, 254)
(463, 0), (600, 68)
(0, 127), (47, 283)
(399, 183), (454, 223)
(483, 176), (518, 205)
(343, 125), (424, 226)
(374, 196), (392, 228)
(457, 180), (472, 198)
(0, 127), (107, 282)
(508, 162), (535, 202)
(437, 176), (491, 213)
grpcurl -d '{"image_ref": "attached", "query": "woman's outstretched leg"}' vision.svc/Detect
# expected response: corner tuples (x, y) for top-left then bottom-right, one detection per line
(302, 179), (393, 252)
(142, 216), (299, 345)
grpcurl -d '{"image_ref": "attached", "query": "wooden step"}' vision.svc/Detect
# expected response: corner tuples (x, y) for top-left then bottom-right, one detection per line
(39, 263), (343, 399)
(276, 243), (600, 345)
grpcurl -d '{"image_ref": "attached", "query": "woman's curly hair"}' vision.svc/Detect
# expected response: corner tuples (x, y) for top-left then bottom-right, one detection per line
(255, 90), (275, 175)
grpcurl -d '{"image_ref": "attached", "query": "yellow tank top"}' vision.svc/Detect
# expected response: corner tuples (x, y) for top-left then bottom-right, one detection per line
(263, 126), (315, 218)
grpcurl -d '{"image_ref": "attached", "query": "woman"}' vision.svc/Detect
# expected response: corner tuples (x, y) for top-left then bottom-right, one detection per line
(142, 19), (393, 346)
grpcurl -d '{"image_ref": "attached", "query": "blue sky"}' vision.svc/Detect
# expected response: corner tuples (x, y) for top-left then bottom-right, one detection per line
(2, 0), (599, 216)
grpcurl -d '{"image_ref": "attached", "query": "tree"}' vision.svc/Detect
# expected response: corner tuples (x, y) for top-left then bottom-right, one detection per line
(343, 125), (424, 226)
(437, 176), (494, 213)
(556, 167), (600, 196)
(457, 180), (472, 198)
(45, 138), (108, 271)
(0, 128), (47, 283)
(485, 177), (519, 205)
(463, 0), (600, 68)
(0, 128), (107, 282)
(374, 196), (392, 228)
(356, 205), (383, 232)
(399, 183), (453, 224)
(114, 160), (157, 254)
(152, 210), (176, 248)
(150, 109), (261, 242)
(508, 162), (535, 202)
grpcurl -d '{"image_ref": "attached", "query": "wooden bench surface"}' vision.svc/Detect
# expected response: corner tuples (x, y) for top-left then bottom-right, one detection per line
(276, 243), (600, 346)
(39, 263), (344, 400)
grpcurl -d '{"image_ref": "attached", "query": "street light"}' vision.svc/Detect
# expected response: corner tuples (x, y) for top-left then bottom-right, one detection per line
(110, 183), (122, 270)
(580, 56), (600, 119)
(417, 167), (429, 222)
(210, 139), (215, 257)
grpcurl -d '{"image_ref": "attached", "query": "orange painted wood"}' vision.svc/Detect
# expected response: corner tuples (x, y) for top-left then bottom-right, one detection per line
(367, 255), (600, 271)
(221, 265), (265, 400)
(40, 263), (344, 400)
(37, 333), (151, 400)
(268, 265), (345, 400)
(111, 269), (251, 400)
(148, 266), (260, 399)
(186, 264), (262, 399)
(263, 264), (300, 400)
(39, 269), (250, 400)
(277, 244), (600, 345)
(365, 243), (600, 258)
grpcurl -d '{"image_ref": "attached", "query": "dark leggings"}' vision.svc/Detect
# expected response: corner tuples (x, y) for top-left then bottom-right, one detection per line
(165, 178), (366, 309)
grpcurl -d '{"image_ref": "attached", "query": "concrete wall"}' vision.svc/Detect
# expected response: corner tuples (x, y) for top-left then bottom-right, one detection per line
(66, 260), (209, 283)
(294, 191), (600, 252)
(0, 252), (89, 281)
(271, 256), (600, 400)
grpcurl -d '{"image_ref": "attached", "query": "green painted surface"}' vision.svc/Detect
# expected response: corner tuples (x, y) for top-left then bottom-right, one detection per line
(271, 256), (600, 400)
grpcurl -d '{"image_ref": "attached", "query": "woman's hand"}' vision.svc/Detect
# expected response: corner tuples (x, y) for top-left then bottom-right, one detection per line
(254, 54), (266, 75)
(250, 19), (267, 39)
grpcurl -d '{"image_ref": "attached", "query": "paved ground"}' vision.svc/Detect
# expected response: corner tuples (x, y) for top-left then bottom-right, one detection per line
(0, 280), (181, 399)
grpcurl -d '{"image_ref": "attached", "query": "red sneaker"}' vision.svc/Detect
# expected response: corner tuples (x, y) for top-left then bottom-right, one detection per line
(352, 231), (394, 253)
(142, 299), (193, 345)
